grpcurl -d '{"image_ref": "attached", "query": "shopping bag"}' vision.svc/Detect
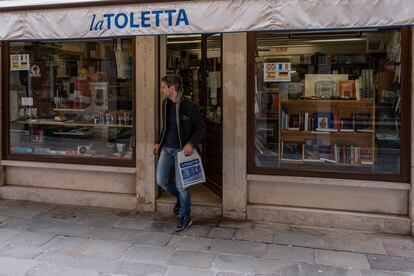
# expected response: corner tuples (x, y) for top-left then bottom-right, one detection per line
(177, 150), (206, 189)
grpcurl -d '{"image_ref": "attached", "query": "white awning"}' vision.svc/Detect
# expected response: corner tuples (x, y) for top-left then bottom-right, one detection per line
(0, 0), (413, 41)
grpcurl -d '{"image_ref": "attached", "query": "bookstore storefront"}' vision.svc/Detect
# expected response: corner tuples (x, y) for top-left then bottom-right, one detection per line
(0, 0), (413, 235)
(246, 27), (413, 235)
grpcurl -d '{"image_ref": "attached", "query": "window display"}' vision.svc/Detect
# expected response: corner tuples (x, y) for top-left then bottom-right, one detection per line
(252, 29), (407, 177)
(7, 39), (134, 163)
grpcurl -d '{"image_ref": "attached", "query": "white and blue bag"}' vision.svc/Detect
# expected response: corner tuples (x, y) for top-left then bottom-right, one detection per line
(177, 150), (206, 189)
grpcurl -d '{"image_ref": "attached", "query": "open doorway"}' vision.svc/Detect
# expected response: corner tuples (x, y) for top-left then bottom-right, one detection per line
(157, 34), (223, 212)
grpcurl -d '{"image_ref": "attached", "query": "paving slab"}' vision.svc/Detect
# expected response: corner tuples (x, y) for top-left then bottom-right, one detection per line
(273, 227), (329, 249)
(77, 239), (132, 259)
(0, 199), (413, 276)
(28, 220), (94, 237)
(26, 264), (100, 276)
(83, 227), (173, 246)
(33, 249), (73, 263)
(168, 250), (216, 268)
(0, 205), (51, 219)
(382, 239), (414, 258)
(367, 254), (414, 273)
(314, 249), (370, 269)
(232, 227), (274, 243)
(129, 230), (173, 246)
(216, 272), (254, 276)
(2, 231), (56, 247)
(115, 260), (169, 276)
(0, 217), (33, 231)
(267, 244), (314, 263)
(0, 228), (23, 243)
(82, 227), (134, 241)
(76, 213), (120, 228)
(32, 206), (85, 224)
(177, 225), (211, 238)
(148, 220), (178, 233)
(209, 239), (267, 258)
(218, 220), (254, 229)
(0, 256), (40, 276)
(0, 245), (44, 259)
(192, 217), (220, 227)
(255, 259), (300, 276)
(121, 244), (175, 265)
(359, 269), (412, 276)
(166, 235), (213, 251)
(40, 235), (90, 252)
(113, 217), (153, 231)
(58, 254), (121, 274)
(165, 266), (215, 276)
(299, 263), (361, 276)
(323, 232), (387, 254)
(212, 254), (257, 273)
(207, 227), (236, 240)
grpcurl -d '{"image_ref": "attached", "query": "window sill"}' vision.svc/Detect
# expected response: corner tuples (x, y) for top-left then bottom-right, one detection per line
(1, 160), (136, 174)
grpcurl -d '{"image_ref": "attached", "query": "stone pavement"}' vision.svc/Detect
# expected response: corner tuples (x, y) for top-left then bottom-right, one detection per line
(0, 199), (413, 276)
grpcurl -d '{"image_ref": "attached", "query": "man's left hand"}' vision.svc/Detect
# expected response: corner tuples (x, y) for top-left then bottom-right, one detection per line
(183, 144), (194, 156)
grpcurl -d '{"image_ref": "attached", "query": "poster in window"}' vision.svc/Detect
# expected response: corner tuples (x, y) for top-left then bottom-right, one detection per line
(10, 54), (30, 71)
(264, 63), (291, 82)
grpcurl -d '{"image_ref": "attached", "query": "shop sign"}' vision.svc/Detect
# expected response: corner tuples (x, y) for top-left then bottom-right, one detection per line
(30, 64), (41, 77)
(10, 54), (29, 71)
(264, 63), (291, 82)
(89, 9), (189, 32)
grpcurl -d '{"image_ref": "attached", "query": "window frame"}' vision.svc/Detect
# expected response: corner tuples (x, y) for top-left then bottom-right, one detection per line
(246, 27), (411, 182)
(2, 38), (136, 167)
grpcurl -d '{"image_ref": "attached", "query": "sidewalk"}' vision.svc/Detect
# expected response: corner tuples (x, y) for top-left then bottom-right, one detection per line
(0, 199), (413, 276)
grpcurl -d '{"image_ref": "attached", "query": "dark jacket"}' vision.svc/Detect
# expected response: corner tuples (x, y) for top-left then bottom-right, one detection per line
(157, 95), (205, 153)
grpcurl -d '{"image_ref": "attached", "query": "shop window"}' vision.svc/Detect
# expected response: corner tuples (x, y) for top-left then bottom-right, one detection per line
(6, 39), (134, 165)
(248, 28), (410, 181)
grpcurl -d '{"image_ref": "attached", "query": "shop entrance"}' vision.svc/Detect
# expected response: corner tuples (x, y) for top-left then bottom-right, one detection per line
(164, 34), (223, 197)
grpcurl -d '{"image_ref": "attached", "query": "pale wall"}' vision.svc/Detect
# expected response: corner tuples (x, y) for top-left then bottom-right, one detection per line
(0, 46), (4, 187)
(249, 179), (408, 215)
(135, 36), (159, 212)
(410, 26), (414, 236)
(6, 166), (135, 194)
(222, 33), (248, 219)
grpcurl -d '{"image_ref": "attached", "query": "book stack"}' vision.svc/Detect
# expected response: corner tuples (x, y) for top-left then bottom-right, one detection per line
(282, 111), (372, 132)
(359, 69), (374, 100)
(282, 140), (374, 165)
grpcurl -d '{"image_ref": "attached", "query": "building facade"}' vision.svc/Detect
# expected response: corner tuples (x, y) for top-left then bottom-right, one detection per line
(0, 0), (413, 236)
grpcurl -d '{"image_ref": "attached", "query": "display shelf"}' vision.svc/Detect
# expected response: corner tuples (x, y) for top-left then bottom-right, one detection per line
(281, 130), (373, 137)
(280, 97), (376, 166)
(256, 116), (278, 121)
(53, 108), (86, 112)
(281, 99), (374, 108)
(12, 119), (133, 128)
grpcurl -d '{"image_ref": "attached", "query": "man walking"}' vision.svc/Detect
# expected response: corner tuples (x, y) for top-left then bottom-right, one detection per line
(153, 75), (205, 232)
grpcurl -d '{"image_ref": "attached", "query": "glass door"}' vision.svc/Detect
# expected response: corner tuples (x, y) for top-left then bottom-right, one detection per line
(201, 34), (223, 196)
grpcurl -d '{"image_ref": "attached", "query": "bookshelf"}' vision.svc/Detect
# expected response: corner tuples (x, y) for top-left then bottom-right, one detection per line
(279, 99), (376, 166)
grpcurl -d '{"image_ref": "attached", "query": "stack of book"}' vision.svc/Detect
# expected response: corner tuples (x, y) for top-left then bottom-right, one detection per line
(281, 111), (372, 132)
(281, 139), (374, 165)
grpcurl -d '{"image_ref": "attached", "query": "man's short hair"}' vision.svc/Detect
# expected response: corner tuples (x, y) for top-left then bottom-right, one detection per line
(161, 75), (182, 92)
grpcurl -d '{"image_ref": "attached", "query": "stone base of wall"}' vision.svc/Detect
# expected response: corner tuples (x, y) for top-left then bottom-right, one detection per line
(0, 185), (137, 210)
(247, 204), (411, 235)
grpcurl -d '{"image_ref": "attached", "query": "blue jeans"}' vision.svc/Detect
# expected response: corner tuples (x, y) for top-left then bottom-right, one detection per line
(156, 147), (191, 218)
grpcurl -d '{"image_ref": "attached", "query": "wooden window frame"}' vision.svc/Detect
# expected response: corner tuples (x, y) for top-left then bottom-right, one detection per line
(247, 27), (411, 182)
(2, 38), (137, 167)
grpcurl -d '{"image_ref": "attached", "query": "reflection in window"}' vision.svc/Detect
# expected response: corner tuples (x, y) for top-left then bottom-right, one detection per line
(254, 29), (402, 175)
(9, 39), (134, 161)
